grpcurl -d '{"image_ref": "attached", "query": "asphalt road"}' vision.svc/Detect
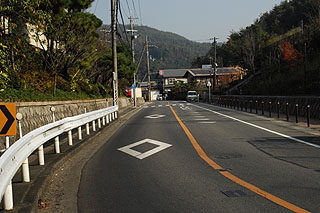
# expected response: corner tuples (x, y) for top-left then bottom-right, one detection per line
(78, 101), (320, 212)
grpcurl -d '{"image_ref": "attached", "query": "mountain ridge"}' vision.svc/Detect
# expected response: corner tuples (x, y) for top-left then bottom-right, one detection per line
(98, 25), (211, 81)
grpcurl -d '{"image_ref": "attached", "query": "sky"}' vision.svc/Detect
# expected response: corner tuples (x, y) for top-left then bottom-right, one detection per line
(86, 0), (284, 42)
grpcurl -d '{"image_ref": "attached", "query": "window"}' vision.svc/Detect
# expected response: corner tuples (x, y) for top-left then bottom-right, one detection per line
(169, 78), (175, 85)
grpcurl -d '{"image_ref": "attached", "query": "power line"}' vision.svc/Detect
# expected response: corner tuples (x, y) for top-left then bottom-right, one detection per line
(125, 0), (131, 16)
(118, 0), (131, 47)
(93, 0), (99, 13)
(120, 3), (129, 18)
(138, 0), (143, 25)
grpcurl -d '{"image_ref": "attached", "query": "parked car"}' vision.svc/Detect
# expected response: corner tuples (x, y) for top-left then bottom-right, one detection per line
(186, 91), (199, 102)
(157, 94), (163, 101)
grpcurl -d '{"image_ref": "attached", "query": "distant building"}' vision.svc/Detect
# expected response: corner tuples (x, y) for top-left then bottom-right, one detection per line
(185, 67), (246, 88)
(156, 69), (189, 92)
(155, 67), (246, 93)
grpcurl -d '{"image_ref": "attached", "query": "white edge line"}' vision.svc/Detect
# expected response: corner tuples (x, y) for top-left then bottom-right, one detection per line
(193, 104), (320, 149)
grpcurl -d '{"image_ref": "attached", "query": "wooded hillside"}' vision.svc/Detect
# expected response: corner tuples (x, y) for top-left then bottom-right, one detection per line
(194, 0), (320, 95)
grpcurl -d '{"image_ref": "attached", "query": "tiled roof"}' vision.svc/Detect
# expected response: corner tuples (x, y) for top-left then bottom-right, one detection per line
(160, 69), (189, 78)
(187, 68), (239, 76)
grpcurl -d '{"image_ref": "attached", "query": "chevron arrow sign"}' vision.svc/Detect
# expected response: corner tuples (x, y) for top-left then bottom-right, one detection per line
(0, 104), (16, 136)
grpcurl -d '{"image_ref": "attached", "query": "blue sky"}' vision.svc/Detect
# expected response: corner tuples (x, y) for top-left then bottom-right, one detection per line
(87, 0), (284, 42)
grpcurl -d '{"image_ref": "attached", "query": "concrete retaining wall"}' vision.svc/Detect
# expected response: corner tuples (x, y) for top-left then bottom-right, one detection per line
(1, 97), (144, 150)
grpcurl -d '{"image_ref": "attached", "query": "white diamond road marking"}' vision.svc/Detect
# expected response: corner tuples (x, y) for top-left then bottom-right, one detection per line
(145, 114), (166, 119)
(118, 138), (172, 160)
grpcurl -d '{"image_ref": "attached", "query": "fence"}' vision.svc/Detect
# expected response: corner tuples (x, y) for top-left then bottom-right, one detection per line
(0, 105), (118, 210)
(210, 96), (318, 127)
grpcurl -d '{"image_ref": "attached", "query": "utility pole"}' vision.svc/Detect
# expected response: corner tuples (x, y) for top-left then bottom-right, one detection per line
(111, 0), (118, 106)
(128, 16), (138, 106)
(213, 37), (217, 91)
(146, 36), (151, 102)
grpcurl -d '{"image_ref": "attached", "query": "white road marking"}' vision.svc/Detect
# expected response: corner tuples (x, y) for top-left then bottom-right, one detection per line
(145, 114), (166, 119)
(193, 118), (210, 121)
(193, 104), (320, 149)
(198, 121), (216, 124)
(158, 105), (162, 107)
(118, 139), (172, 160)
(151, 106), (156, 108)
(172, 104), (177, 106)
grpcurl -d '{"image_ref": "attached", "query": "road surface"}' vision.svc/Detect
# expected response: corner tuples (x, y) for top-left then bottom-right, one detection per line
(78, 101), (320, 212)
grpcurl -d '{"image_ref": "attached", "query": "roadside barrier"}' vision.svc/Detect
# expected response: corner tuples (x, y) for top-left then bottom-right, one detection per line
(0, 105), (118, 210)
(211, 97), (312, 127)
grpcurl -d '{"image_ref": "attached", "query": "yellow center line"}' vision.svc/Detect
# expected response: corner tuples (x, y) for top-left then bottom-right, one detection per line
(168, 101), (309, 213)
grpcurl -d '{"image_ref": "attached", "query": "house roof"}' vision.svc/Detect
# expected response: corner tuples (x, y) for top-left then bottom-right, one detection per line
(159, 69), (189, 78)
(187, 67), (240, 77)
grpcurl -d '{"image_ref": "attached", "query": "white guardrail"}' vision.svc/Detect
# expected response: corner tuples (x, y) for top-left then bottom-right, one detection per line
(0, 105), (118, 210)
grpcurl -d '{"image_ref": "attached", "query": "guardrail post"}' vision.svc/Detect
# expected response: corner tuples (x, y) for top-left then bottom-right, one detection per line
(240, 100), (243, 111)
(112, 112), (115, 120)
(92, 120), (96, 131)
(3, 180), (13, 210)
(307, 105), (310, 127)
(295, 104), (299, 123)
(5, 136), (9, 149)
(17, 116), (30, 183)
(106, 114), (110, 124)
(269, 102), (272, 117)
(250, 101), (252, 113)
(38, 145), (45, 165)
(277, 102), (280, 118)
(256, 101), (258, 114)
(51, 107), (60, 154)
(55, 136), (60, 154)
(286, 102), (289, 121)
(115, 111), (118, 119)
(102, 116), (106, 125)
(68, 130), (73, 146)
(98, 118), (101, 129)
(78, 126), (82, 140)
(261, 101), (265, 116)
(86, 122), (90, 135)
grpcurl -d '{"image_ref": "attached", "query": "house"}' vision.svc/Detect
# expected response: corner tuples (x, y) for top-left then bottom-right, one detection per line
(156, 69), (189, 92)
(185, 67), (246, 88)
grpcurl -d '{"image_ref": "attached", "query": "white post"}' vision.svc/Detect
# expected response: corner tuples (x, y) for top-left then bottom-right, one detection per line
(92, 120), (96, 131)
(86, 123), (90, 135)
(112, 112), (115, 120)
(106, 114), (110, 124)
(38, 145), (45, 165)
(3, 180), (13, 210)
(54, 136), (60, 153)
(115, 111), (118, 119)
(78, 126), (82, 140)
(22, 158), (30, 182)
(102, 116), (106, 125)
(68, 130), (73, 146)
(5, 136), (9, 149)
(98, 118), (101, 128)
(18, 119), (30, 182)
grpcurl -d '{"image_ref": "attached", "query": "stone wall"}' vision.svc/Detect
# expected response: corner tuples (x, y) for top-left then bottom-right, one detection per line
(1, 97), (144, 150)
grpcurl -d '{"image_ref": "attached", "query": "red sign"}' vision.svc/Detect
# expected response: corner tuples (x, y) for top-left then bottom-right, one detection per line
(159, 70), (164, 75)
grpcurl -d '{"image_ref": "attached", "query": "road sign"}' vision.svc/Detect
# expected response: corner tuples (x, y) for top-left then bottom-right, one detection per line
(207, 81), (212, 87)
(0, 103), (16, 136)
(131, 84), (136, 89)
(159, 70), (164, 75)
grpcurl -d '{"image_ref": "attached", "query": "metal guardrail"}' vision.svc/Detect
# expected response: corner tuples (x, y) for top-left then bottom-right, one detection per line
(0, 105), (118, 210)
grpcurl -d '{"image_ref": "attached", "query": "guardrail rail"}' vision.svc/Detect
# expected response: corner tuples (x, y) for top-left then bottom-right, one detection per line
(0, 105), (118, 210)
